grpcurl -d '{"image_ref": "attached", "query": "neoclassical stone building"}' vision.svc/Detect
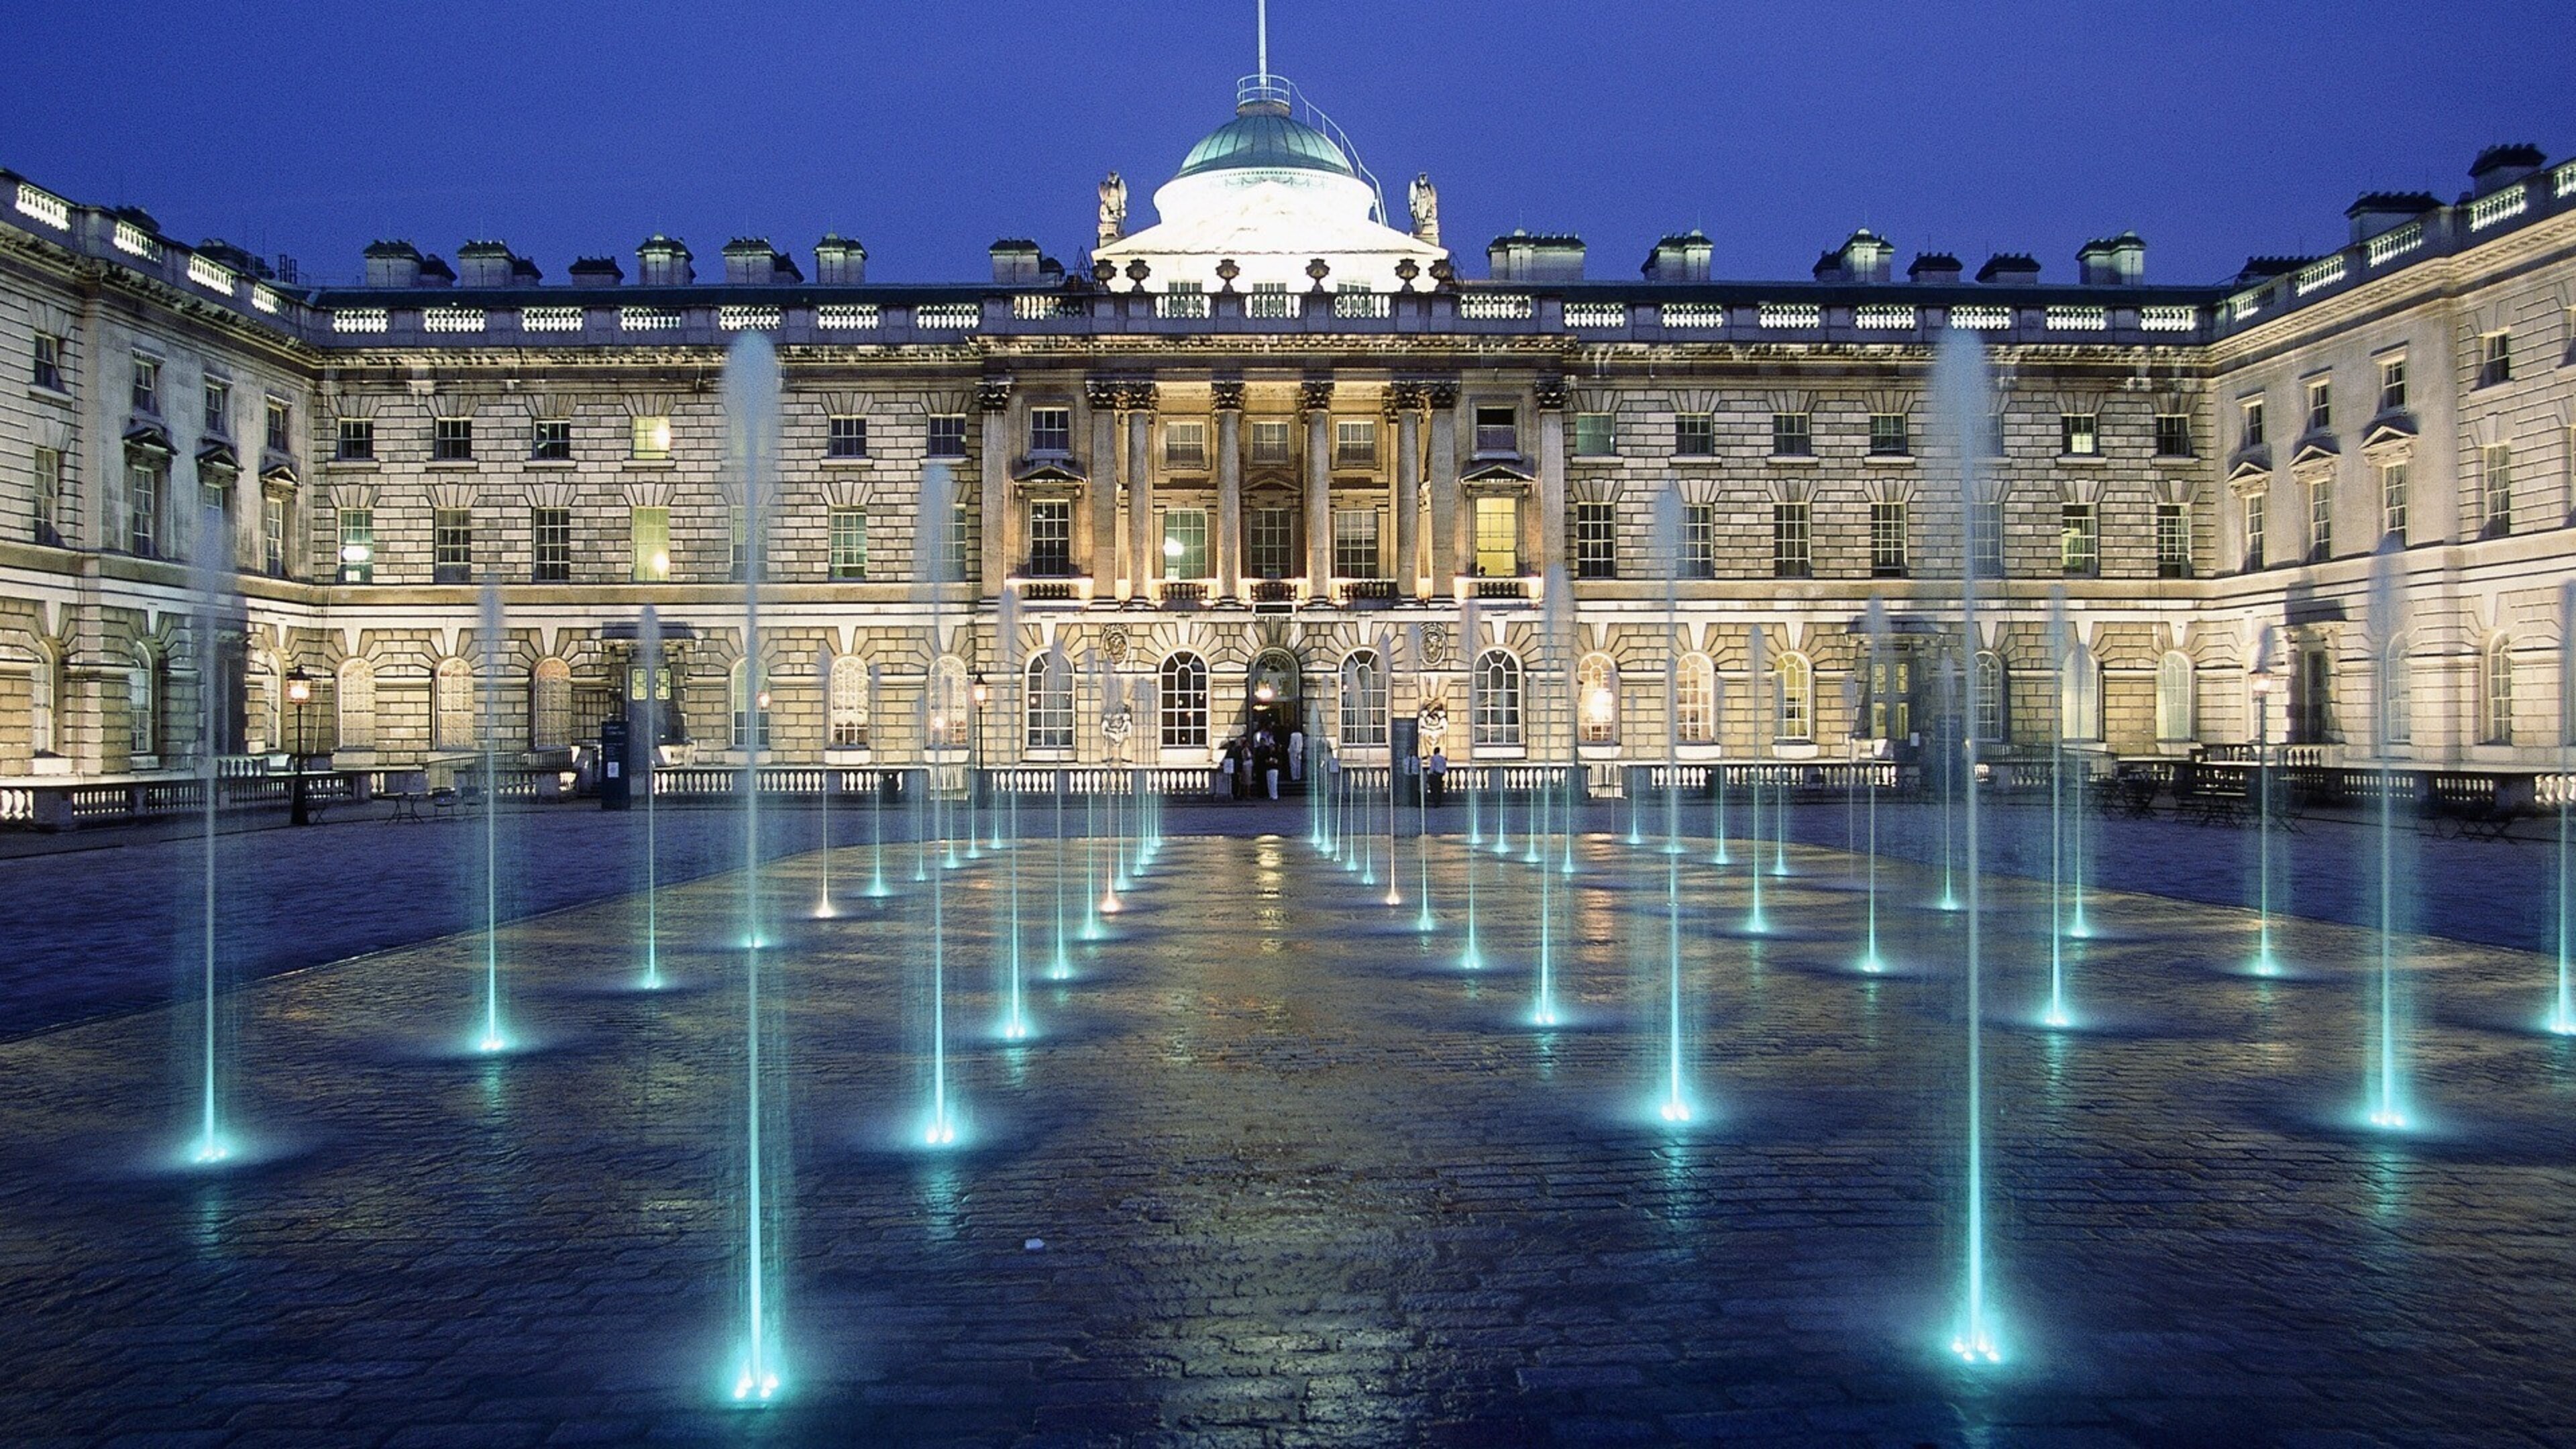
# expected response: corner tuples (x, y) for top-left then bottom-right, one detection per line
(1, 67), (2571, 799)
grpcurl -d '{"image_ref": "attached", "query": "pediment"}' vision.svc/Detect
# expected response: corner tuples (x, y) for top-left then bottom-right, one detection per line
(1460, 460), (1535, 485)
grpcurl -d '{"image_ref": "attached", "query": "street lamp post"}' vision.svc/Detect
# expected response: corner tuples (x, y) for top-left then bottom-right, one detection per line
(285, 666), (314, 826)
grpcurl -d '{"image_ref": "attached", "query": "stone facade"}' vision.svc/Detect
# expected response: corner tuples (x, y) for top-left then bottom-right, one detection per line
(3, 134), (2573, 789)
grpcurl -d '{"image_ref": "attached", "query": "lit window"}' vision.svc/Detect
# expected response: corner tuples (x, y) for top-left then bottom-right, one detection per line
(927, 415), (968, 459)
(2059, 503), (2098, 576)
(1165, 420), (1206, 469)
(531, 419), (571, 462)
(927, 658), (968, 749)
(2308, 477), (2332, 560)
(1771, 501), (1811, 578)
(1164, 507), (1210, 579)
(2244, 492), (2266, 570)
(433, 417), (474, 462)
(1577, 653), (1618, 745)
(1574, 412), (1616, 457)
(1028, 407), (1072, 455)
(1472, 649), (1522, 747)
(1972, 498), (2004, 578)
(336, 418), (376, 461)
(1674, 413), (1715, 457)
(730, 659), (772, 751)
(1250, 420), (1293, 465)
(630, 414), (671, 460)
(1340, 649), (1387, 747)
(1868, 413), (1909, 456)
(2381, 638), (2412, 747)
(1675, 654), (1716, 743)
(432, 507), (474, 584)
(1574, 500), (1615, 578)
(630, 506), (670, 582)
(533, 507), (571, 582)
(337, 658), (376, 749)
(336, 507), (374, 583)
(1772, 652), (1813, 741)
(1158, 652), (1209, 749)
(1472, 496), (1517, 576)
(2379, 462), (2408, 543)
(2059, 645), (2102, 741)
(1870, 501), (1908, 577)
(1770, 412), (1811, 457)
(2156, 503), (2191, 578)
(828, 506), (867, 580)
(827, 415), (868, 459)
(2059, 413), (2100, 456)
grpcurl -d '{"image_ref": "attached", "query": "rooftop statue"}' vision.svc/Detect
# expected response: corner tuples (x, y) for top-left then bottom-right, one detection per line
(1097, 172), (1128, 248)
(1409, 173), (1440, 246)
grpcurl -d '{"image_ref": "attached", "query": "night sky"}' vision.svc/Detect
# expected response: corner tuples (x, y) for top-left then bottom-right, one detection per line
(5, 0), (2569, 288)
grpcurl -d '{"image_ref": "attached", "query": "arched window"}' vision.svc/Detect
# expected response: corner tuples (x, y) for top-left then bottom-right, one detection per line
(1577, 653), (1619, 745)
(530, 658), (572, 749)
(2155, 651), (2195, 743)
(1676, 653), (1715, 745)
(730, 658), (773, 751)
(1972, 651), (2007, 743)
(1338, 649), (1387, 747)
(2380, 636), (2412, 748)
(2485, 636), (2514, 745)
(244, 653), (278, 755)
(828, 655), (869, 749)
(1472, 649), (1522, 747)
(1158, 651), (1209, 749)
(2059, 643), (2102, 741)
(926, 656), (968, 749)
(337, 658), (376, 749)
(127, 645), (160, 759)
(1772, 651), (1813, 741)
(1024, 653), (1072, 751)
(433, 657), (475, 751)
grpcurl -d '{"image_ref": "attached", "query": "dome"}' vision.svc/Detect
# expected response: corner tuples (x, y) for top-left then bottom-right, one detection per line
(1175, 111), (1354, 181)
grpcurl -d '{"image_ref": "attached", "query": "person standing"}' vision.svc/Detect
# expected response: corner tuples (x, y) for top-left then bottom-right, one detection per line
(1220, 739), (1238, 800)
(1263, 741), (1282, 800)
(1426, 747), (1448, 808)
(1287, 727), (1306, 785)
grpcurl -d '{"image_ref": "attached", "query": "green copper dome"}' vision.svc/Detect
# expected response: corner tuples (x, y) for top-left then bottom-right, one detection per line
(1175, 111), (1354, 180)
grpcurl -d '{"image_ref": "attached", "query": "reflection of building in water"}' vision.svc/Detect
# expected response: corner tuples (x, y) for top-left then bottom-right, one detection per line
(1, 59), (2573, 797)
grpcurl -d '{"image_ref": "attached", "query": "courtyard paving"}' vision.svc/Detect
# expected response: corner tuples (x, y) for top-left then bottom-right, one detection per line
(2, 804), (2574, 1445)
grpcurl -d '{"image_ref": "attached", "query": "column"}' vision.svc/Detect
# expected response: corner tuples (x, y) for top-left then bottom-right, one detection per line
(1085, 378), (1120, 591)
(1301, 379), (1334, 592)
(1535, 377), (1568, 579)
(1391, 383), (1423, 600)
(977, 378), (1011, 595)
(1427, 381), (1461, 593)
(1124, 382), (1157, 604)
(1213, 381), (1244, 603)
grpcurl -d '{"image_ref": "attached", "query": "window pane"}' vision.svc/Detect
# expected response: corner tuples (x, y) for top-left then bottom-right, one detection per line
(1164, 508), (1209, 579)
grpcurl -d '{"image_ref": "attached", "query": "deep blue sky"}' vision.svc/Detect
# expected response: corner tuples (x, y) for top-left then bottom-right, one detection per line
(6, 0), (2570, 288)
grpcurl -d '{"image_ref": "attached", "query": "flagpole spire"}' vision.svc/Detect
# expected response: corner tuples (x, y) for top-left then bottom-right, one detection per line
(1258, 0), (1269, 81)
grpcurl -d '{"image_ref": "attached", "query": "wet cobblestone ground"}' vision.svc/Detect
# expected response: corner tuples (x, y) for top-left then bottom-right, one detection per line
(3, 810), (2575, 1446)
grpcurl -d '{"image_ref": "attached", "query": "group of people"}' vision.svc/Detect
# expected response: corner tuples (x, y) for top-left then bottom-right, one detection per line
(1218, 726), (1302, 801)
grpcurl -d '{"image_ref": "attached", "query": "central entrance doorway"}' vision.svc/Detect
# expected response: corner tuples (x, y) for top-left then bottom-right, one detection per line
(1242, 647), (1303, 743)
